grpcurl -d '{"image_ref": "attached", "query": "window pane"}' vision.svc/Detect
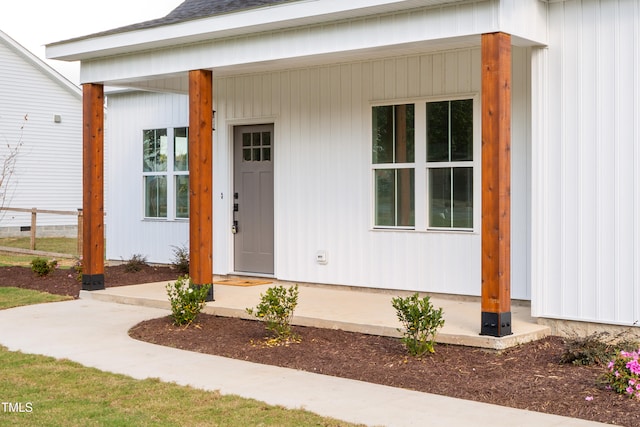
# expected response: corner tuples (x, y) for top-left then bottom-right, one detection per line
(396, 168), (415, 226)
(252, 132), (261, 146)
(429, 167), (473, 229)
(374, 169), (414, 227)
(429, 168), (451, 227)
(373, 106), (393, 163)
(243, 148), (252, 161)
(395, 104), (415, 163)
(452, 167), (473, 228)
(262, 132), (271, 146)
(174, 127), (189, 171)
(143, 129), (168, 172)
(426, 102), (449, 162)
(262, 147), (271, 161)
(451, 100), (473, 161)
(253, 148), (261, 161)
(375, 169), (395, 226)
(372, 105), (414, 164)
(242, 133), (251, 147)
(144, 176), (167, 218)
(175, 175), (189, 219)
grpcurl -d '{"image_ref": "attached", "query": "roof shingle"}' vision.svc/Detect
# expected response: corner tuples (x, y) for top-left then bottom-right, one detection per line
(82, 0), (298, 39)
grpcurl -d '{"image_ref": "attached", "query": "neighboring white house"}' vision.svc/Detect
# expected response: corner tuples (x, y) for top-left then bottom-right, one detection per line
(47, 0), (640, 334)
(0, 29), (82, 237)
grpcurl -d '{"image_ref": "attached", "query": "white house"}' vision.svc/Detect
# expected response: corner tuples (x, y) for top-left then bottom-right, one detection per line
(47, 0), (640, 336)
(0, 30), (82, 237)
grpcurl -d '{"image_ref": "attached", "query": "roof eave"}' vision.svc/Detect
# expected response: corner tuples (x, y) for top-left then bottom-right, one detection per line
(46, 0), (466, 61)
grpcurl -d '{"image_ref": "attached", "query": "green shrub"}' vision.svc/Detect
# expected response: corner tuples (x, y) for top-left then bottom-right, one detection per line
(392, 293), (445, 356)
(30, 258), (58, 277)
(246, 285), (299, 342)
(166, 276), (211, 326)
(124, 253), (148, 273)
(170, 244), (190, 275)
(561, 331), (639, 366)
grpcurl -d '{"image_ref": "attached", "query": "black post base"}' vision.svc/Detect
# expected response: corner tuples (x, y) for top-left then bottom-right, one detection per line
(480, 311), (512, 337)
(82, 274), (105, 291)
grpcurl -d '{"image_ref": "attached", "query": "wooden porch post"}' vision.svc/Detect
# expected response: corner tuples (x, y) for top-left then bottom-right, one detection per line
(481, 32), (512, 337)
(81, 83), (105, 291)
(188, 69), (214, 300)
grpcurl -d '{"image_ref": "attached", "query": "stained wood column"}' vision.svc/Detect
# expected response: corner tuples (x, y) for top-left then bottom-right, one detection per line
(481, 32), (512, 337)
(188, 69), (214, 300)
(82, 83), (105, 290)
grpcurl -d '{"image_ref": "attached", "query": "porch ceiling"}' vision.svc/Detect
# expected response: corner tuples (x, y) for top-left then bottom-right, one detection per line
(102, 34), (481, 93)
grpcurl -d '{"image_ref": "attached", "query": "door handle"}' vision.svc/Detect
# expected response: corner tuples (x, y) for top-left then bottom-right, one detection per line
(232, 221), (238, 234)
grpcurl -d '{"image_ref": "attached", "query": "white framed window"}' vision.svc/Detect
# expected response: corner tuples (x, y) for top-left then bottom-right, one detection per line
(143, 127), (189, 220)
(371, 96), (477, 231)
(426, 99), (474, 230)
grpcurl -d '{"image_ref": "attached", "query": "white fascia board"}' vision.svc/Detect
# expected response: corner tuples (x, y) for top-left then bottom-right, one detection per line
(47, 0), (465, 61)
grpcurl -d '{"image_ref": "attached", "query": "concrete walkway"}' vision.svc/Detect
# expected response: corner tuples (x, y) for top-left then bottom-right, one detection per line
(82, 278), (550, 350)
(0, 298), (611, 426)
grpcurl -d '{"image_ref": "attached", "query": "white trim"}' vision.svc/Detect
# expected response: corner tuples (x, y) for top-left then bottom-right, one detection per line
(46, 0), (465, 61)
(369, 93), (479, 233)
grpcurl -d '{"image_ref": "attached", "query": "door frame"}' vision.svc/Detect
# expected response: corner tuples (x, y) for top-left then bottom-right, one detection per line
(228, 119), (277, 277)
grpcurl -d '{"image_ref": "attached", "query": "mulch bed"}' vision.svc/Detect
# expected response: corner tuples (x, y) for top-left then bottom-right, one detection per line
(1, 264), (639, 426)
(0, 264), (180, 298)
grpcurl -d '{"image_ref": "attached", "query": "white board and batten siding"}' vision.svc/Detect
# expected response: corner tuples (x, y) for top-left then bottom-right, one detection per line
(108, 47), (532, 300)
(0, 31), (82, 232)
(105, 92), (189, 262)
(532, 0), (640, 326)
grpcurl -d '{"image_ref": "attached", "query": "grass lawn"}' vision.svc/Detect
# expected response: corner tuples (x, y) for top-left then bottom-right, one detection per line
(0, 347), (353, 426)
(0, 288), (72, 309)
(0, 291), (356, 426)
(0, 237), (78, 256)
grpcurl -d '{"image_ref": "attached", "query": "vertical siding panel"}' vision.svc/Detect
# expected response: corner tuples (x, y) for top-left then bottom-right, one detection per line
(457, 50), (472, 93)
(384, 59), (396, 100)
(372, 60), (385, 101)
(596, 1), (617, 322)
(545, 3), (565, 317)
(420, 54), (433, 96)
(562, 0), (581, 319)
(396, 57), (408, 99)
(511, 47), (531, 300)
(444, 51), (458, 93)
(407, 56), (420, 98)
(615, 0), (637, 323)
(432, 53), (445, 95)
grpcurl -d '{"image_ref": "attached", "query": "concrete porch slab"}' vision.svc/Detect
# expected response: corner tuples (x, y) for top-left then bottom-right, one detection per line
(80, 277), (550, 350)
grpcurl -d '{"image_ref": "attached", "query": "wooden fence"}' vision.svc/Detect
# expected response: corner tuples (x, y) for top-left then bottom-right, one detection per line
(0, 207), (83, 254)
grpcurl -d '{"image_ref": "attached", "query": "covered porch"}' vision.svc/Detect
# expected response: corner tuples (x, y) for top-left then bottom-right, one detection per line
(46, 0), (550, 340)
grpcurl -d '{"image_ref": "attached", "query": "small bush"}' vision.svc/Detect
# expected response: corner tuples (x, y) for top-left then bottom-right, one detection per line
(392, 293), (445, 356)
(123, 254), (148, 273)
(170, 244), (190, 275)
(561, 331), (640, 366)
(246, 285), (299, 343)
(31, 258), (58, 277)
(166, 275), (211, 327)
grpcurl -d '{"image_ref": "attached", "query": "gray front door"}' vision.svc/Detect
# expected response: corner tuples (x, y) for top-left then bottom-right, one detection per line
(233, 124), (274, 274)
